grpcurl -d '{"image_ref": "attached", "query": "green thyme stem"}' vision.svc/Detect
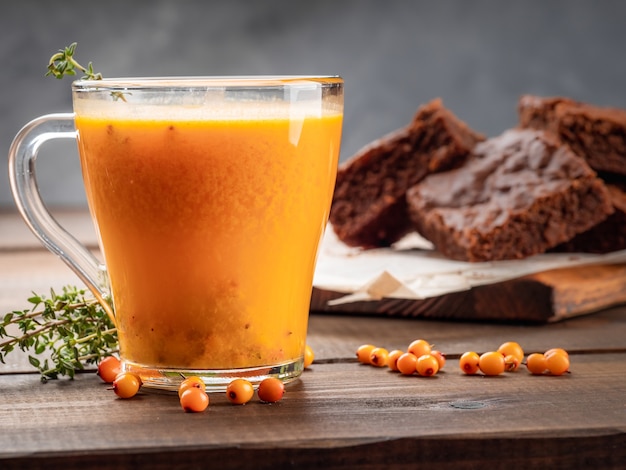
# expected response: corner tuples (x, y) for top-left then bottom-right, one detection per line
(46, 42), (102, 80)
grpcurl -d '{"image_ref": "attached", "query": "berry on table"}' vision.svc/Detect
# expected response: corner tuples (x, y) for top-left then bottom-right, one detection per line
(97, 355), (121, 383)
(396, 352), (418, 375)
(304, 344), (315, 368)
(526, 353), (548, 375)
(459, 351), (480, 375)
(180, 387), (209, 412)
(498, 341), (524, 363)
(257, 377), (285, 403)
(416, 354), (439, 377)
(387, 349), (405, 372)
(545, 349), (570, 376)
(356, 344), (376, 364)
(178, 376), (206, 399)
(370, 347), (389, 367)
(478, 351), (505, 376)
(430, 350), (446, 370)
(407, 339), (432, 359)
(112, 372), (141, 399)
(504, 354), (521, 372)
(226, 378), (254, 405)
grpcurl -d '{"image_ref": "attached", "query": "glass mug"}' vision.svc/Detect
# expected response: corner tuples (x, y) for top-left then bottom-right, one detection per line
(8, 76), (343, 390)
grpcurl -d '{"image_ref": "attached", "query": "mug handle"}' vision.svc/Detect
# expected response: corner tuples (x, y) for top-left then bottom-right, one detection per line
(8, 113), (115, 324)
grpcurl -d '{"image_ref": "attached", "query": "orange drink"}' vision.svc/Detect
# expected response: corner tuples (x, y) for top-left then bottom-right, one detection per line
(10, 77), (343, 390)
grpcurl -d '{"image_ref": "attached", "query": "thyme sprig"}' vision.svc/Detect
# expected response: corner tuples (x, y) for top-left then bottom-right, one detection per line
(0, 286), (117, 381)
(46, 42), (102, 81)
(46, 42), (128, 101)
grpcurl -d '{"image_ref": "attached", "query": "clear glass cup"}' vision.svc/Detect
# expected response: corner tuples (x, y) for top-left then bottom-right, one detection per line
(8, 76), (343, 391)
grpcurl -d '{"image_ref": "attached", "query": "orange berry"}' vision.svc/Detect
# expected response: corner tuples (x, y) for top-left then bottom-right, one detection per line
(356, 344), (376, 364)
(387, 350), (405, 372)
(178, 376), (206, 399)
(112, 372), (141, 399)
(257, 377), (285, 403)
(498, 341), (524, 363)
(407, 339), (432, 358)
(370, 347), (389, 367)
(97, 356), (121, 383)
(545, 350), (570, 376)
(504, 354), (521, 372)
(430, 350), (446, 370)
(304, 344), (315, 368)
(416, 354), (439, 377)
(396, 352), (418, 375)
(544, 348), (569, 359)
(479, 351), (505, 376)
(226, 379), (254, 405)
(526, 353), (548, 375)
(180, 387), (209, 412)
(459, 351), (480, 375)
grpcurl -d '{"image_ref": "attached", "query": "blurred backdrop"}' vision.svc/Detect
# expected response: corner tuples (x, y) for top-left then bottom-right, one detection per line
(2, 0), (626, 209)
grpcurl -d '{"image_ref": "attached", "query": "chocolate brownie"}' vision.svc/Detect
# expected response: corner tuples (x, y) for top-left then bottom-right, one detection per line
(329, 99), (484, 248)
(550, 181), (626, 254)
(518, 95), (626, 176)
(406, 129), (614, 262)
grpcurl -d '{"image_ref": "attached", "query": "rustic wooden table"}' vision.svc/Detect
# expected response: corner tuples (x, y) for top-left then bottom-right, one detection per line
(1, 210), (625, 469)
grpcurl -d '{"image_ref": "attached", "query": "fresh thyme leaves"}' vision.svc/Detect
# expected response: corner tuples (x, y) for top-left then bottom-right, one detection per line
(0, 286), (117, 381)
(46, 42), (129, 102)
(46, 42), (103, 81)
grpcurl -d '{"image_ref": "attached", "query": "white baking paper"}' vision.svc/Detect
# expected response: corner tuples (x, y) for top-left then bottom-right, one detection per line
(313, 227), (626, 305)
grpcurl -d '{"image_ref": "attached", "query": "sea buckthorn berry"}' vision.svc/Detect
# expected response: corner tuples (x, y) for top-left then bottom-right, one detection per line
(479, 351), (506, 376)
(370, 347), (389, 367)
(498, 341), (524, 363)
(430, 350), (446, 370)
(459, 351), (480, 375)
(303, 344), (315, 368)
(180, 387), (209, 412)
(416, 354), (439, 377)
(112, 372), (141, 399)
(387, 349), (405, 372)
(356, 344), (376, 364)
(407, 339), (432, 358)
(97, 355), (121, 383)
(257, 377), (285, 403)
(545, 350), (570, 376)
(544, 348), (568, 359)
(226, 378), (254, 405)
(178, 376), (206, 399)
(396, 352), (418, 375)
(504, 354), (521, 372)
(526, 353), (548, 375)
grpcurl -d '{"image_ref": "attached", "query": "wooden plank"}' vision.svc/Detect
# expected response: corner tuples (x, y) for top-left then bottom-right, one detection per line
(311, 263), (626, 323)
(1, 354), (625, 469)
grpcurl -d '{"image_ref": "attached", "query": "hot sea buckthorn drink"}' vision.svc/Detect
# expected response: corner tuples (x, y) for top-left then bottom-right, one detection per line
(10, 76), (344, 390)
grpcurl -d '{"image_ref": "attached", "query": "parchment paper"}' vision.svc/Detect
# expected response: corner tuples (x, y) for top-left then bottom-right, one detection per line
(313, 227), (626, 305)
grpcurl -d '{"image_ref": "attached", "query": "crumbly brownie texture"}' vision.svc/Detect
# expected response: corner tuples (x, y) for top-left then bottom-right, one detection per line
(550, 182), (626, 254)
(329, 98), (484, 248)
(519, 94), (626, 176)
(406, 129), (614, 262)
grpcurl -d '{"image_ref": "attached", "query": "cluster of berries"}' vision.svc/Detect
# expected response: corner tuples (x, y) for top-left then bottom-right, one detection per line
(357, 340), (570, 378)
(459, 342), (570, 376)
(96, 344), (316, 412)
(356, 339), (446, 376)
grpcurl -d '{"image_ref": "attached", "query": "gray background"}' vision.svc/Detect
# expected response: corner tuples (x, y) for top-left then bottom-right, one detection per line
(2, 0), (626, 209)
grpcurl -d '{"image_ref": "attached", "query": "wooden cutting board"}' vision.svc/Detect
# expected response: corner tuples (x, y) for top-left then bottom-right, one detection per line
(310, 263), (626, 323)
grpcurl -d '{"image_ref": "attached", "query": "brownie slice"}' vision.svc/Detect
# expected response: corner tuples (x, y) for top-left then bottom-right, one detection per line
(550, 181), (626, 254)
(329, 98), (484, 248)
(406, 129), (614, 262)
(518, 95), (626, 176)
